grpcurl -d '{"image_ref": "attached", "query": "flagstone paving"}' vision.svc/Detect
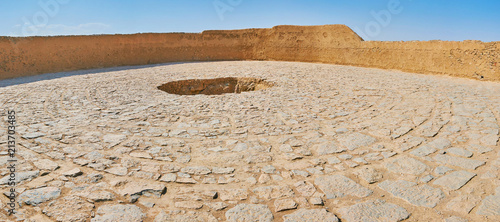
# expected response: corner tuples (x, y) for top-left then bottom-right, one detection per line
(0, 61), (499, 221)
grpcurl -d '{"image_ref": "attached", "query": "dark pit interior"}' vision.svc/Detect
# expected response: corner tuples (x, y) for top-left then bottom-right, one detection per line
(157, 77), (274, 95)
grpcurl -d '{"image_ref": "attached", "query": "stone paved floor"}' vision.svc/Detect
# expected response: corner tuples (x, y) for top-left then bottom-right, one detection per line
(0, 61), (499, 221)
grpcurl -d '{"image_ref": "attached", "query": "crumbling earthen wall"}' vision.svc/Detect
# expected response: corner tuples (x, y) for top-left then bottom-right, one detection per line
(1, 25), (499, 81)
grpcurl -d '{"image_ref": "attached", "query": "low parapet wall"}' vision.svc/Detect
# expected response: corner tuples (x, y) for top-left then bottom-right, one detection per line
(1, 25), (499, 81)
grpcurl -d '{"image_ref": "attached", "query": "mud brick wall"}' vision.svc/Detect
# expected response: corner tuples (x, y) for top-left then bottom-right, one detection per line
(1, 25), (499, 81)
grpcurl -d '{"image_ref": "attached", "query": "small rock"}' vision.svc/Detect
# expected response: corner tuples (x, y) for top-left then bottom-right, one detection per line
(274, 199), (297, 212)
(62, 168), (83, 177)
(433, 170), (476, 190)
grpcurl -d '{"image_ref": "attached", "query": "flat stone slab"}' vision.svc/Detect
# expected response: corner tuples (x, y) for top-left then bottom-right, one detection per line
(378, 180), (445, 208)
(338, 133), (376, 150)
(476, 194), (500, 216)
(433, 170), (476, 190)
(410, 145), (437, 157)
(283, 209), (338, 222)
(433, 154), (486, 170)
(477, 187), (500, 216)
(446, 194), (481, 214)
(19, 187), (61, 206)
(92, 204), (145, 222)
(314, 175), (373, 199)
(225, 204), (274, 222)
(385, 157), (429, 175)
(338, 199), (410, 222)
(43, 196), (94, 222)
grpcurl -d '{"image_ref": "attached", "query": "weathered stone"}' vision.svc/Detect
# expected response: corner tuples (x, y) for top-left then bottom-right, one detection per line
(274, 199), (297, 212)
(410, 145), (436, 157)
(427, 137), (451, 149)
(159, 173), (177, 182)
(22, 132), (46, 139)
(181, 166), (212, 175)
(378, 180), (444, 208)
(258, 173), (271, 184)
(314, 175), (373, 199)
(105, 166), (128, 176)
(219, 189), (248, 201)
(446, 195), (481, 214)
(92, 204), (145, 222)
(338, 132), (376, 150)
(385, 157), (429, 175)
(130, 151), (152, 159)
(252, 185), (295, 200)
(154, 211), (218, 222)
(176, 177), (197, 184)
(118, 181), (166, 202)
(314, 142), (345, 155)
(338, 199), (410, 222)
(175, 201), (203, 209)
(226, 204), (273, 222)
(102, 134), (127, 148)
(434, 166), (454, 175)
(309, 197), (324, 205)
(433, 170), (476, 190)
(87, 191), (115, 202)
(294, 181), (316, 196)
(0, 170), (39, 185)
(433, 154), (485, 170)
(327, 156), (341, 164)
(43, 195), (94, 222)
(445, 216), (468, 222)
(19, 187), (61, 206)
(62, 168), (83, 177)
(34, 159), (59, 171)
(283, 209), (338, 222)
(476, 193), (500, 216)
(206, 202), (228, 211)
(445, 147), (473, 158)
(355, 166), (383, 183)
(480, 134), (499, 146)
(466, 144), (493, 154)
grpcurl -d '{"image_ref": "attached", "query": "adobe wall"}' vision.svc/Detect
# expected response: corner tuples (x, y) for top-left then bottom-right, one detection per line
(1, 25), (499, 81)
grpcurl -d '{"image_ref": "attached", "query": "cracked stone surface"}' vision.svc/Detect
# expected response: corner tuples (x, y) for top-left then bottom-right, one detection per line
(338, 199), (410, 222)
(1, 61), (500, 221)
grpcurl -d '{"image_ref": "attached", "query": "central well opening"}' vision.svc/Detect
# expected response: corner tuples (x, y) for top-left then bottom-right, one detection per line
(157, 77), (274, 95)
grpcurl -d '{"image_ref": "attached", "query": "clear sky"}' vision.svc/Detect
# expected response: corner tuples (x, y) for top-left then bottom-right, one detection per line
(1, 0), (499, 42)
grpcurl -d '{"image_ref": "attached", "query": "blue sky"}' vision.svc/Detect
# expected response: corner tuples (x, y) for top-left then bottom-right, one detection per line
(1, 0), (499, 41)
